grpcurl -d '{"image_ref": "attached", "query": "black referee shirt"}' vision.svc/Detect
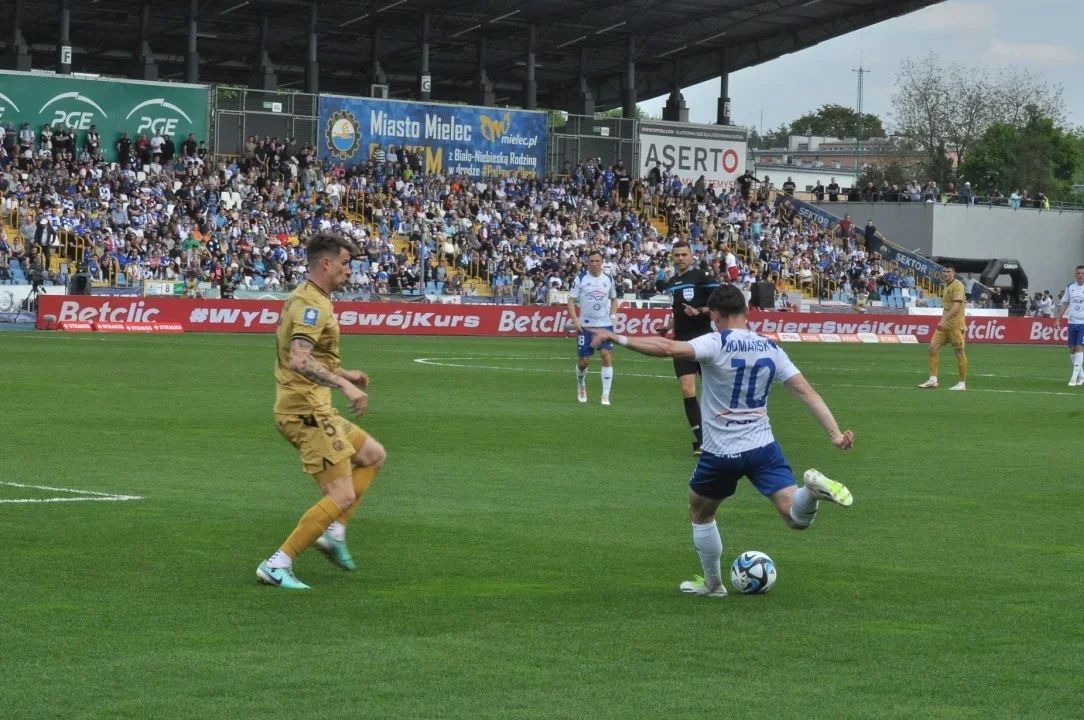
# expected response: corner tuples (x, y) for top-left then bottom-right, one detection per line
(659, 268), (720, 340)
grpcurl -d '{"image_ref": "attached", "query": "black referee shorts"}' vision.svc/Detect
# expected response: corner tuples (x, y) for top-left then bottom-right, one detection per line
(673, 331), (709, 378)
(673, 357), (701, 378)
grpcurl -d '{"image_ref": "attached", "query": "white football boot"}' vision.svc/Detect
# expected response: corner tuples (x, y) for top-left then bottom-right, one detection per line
(680, 575), (727, 597)
(802, 469), (854, 508)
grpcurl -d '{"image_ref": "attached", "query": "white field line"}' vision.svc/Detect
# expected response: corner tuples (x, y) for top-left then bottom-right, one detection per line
(0, 481), (143, 504)
(413, 356), (1082, 398)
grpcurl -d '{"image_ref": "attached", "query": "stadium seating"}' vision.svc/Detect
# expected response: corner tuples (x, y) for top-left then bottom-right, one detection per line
(2, 120), (938, 310)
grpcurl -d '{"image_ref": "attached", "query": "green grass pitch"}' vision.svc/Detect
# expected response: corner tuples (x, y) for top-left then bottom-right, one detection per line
(2, 333), (1082, 719)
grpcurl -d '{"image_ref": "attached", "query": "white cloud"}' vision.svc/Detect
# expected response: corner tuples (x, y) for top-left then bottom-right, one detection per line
(985, 40), (1081, 68)
(904, 1), (997, 33)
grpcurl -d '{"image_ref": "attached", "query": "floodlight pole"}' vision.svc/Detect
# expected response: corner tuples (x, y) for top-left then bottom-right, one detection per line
(852, 65), (869, 185)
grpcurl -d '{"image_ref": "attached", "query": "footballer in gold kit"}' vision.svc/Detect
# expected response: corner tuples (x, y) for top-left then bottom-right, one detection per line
(257, 232), (387, 590)
(919, 263), (968, 391)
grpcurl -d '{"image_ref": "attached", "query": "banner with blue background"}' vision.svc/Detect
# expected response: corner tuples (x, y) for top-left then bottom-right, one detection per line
(773, 195), (838, 230)
(319, 95), (547, 179)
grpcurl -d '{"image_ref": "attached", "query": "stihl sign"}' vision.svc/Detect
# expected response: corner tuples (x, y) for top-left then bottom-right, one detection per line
(36, 297), (1071, 344)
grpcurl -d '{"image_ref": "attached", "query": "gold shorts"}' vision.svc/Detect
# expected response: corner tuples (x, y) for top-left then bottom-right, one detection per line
(932, 327), (966, 349)
(275, 411), (368, 483)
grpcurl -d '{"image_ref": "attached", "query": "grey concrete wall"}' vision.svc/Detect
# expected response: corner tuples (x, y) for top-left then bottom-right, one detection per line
(817, 201), (935, 255)
(812, 201), (1084, 294)
(930, 204), (1084, 294)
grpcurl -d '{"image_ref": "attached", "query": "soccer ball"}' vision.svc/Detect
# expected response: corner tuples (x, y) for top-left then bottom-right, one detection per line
(730, 551), (777, 594)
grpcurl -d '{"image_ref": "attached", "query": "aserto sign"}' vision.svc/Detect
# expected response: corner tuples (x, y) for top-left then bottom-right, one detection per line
(639, 120), (748, 186)
(0, 71), (209, 162)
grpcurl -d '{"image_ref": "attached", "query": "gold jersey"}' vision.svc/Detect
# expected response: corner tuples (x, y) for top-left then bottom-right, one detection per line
(941, 279), (966, 331)
(274, 281), (340, 415)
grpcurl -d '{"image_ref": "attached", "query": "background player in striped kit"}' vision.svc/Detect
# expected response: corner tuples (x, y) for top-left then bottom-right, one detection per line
(567, 250), (620, 405)
(1055, 265), (1084, 386)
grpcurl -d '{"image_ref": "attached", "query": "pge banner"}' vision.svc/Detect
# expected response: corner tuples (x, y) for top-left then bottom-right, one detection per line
(319, 95), (547, 178)
(37, 296), (1069, 344)
(0, 71), (209, 163)
(639, 120), (747, 186)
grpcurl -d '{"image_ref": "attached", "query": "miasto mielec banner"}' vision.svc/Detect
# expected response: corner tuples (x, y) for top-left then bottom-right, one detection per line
(318, 94), (548, 178)
(0, 71), (210, 162)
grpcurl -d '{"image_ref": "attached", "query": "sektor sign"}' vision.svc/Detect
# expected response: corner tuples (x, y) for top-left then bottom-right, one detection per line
(318, 95), (548, 178)
(0, 71), (209, 162)
(639, 120), (747, 186)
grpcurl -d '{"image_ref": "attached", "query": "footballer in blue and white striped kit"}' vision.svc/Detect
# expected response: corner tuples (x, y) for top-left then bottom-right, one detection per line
(1055, 265), (1084, 386)
(589, 284), (855, 597)
(567, 250), (619, 405)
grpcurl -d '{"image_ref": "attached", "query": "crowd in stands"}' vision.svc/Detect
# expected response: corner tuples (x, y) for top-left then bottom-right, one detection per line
(774, 173), (1053, 210)
(0, 116), (971, 312)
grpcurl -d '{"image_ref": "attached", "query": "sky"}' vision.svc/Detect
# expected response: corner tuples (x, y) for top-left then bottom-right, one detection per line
(639, 0), (1084, 133)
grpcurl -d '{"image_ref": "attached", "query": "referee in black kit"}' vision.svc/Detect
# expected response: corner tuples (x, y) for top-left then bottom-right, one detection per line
(655, 241), (720, 455)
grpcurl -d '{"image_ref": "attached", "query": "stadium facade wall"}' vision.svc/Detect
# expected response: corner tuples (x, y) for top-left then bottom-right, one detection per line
(822, 201), (936, 256)
(931, 205), (1084, 295)
(824, 202), (1084, 294)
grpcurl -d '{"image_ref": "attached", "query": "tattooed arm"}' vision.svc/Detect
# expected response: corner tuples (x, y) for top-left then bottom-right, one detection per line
(289, 337), (368, 416)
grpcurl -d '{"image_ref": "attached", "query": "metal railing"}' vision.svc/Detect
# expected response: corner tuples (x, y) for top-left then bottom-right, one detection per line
(783, 189), (1084, 212)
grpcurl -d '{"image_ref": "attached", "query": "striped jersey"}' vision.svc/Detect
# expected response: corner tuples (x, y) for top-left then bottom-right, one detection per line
(570, 270), (618, 328)
(688, 328), (801, 454)
(1061, 282), (1084, 324)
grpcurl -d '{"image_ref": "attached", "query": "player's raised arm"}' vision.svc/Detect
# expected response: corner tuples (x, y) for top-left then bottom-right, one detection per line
(782, 374), (854, 450)
(590, 329), (697, 360)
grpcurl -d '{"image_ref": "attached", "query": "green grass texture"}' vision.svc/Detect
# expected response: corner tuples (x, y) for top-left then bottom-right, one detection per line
(1, 333), (1082, 719)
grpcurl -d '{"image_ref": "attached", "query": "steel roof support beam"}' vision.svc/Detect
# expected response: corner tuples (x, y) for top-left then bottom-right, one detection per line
(304, 1), (318, 94)
(184, 0), (199, 83)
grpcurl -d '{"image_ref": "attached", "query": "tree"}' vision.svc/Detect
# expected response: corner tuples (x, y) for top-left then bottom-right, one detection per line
(595, 106), (649, 120)
(959, 112), (1081, 199)
(857, 160), (917, 190)
(891, 53), (1066, 184)
(789, 104), (885, 141)
(748, 123), (790, 149)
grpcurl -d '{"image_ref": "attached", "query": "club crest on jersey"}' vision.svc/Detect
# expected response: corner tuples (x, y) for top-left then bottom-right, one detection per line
(683, 287), (695, 301)
(302, 307), (320, 326)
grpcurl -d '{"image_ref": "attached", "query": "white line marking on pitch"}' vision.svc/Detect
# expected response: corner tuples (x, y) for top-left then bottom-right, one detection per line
(413, 357), (1082, 397)
(0, 481), (144, 504)
(413, 357), (675, 380)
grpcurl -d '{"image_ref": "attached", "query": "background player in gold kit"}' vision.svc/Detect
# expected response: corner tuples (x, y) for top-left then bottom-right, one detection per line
(257, 232), (387, 590)
(919, 262), (968, 391)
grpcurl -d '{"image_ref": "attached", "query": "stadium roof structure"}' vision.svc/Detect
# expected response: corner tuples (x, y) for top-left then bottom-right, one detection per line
(6, 0), (944, 111)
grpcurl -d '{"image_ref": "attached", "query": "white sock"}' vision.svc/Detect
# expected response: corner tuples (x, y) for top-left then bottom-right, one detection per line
(601, 366), (613, 396)
(789, 486), (819, 527)
(929, 375), (938, 383)
(327, 520), (346, 542)
(1073, 352), (1083, 373)
(576, 366), (587, 388)
(692, 520), (723, 587)
(267, 549), (292, 569)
